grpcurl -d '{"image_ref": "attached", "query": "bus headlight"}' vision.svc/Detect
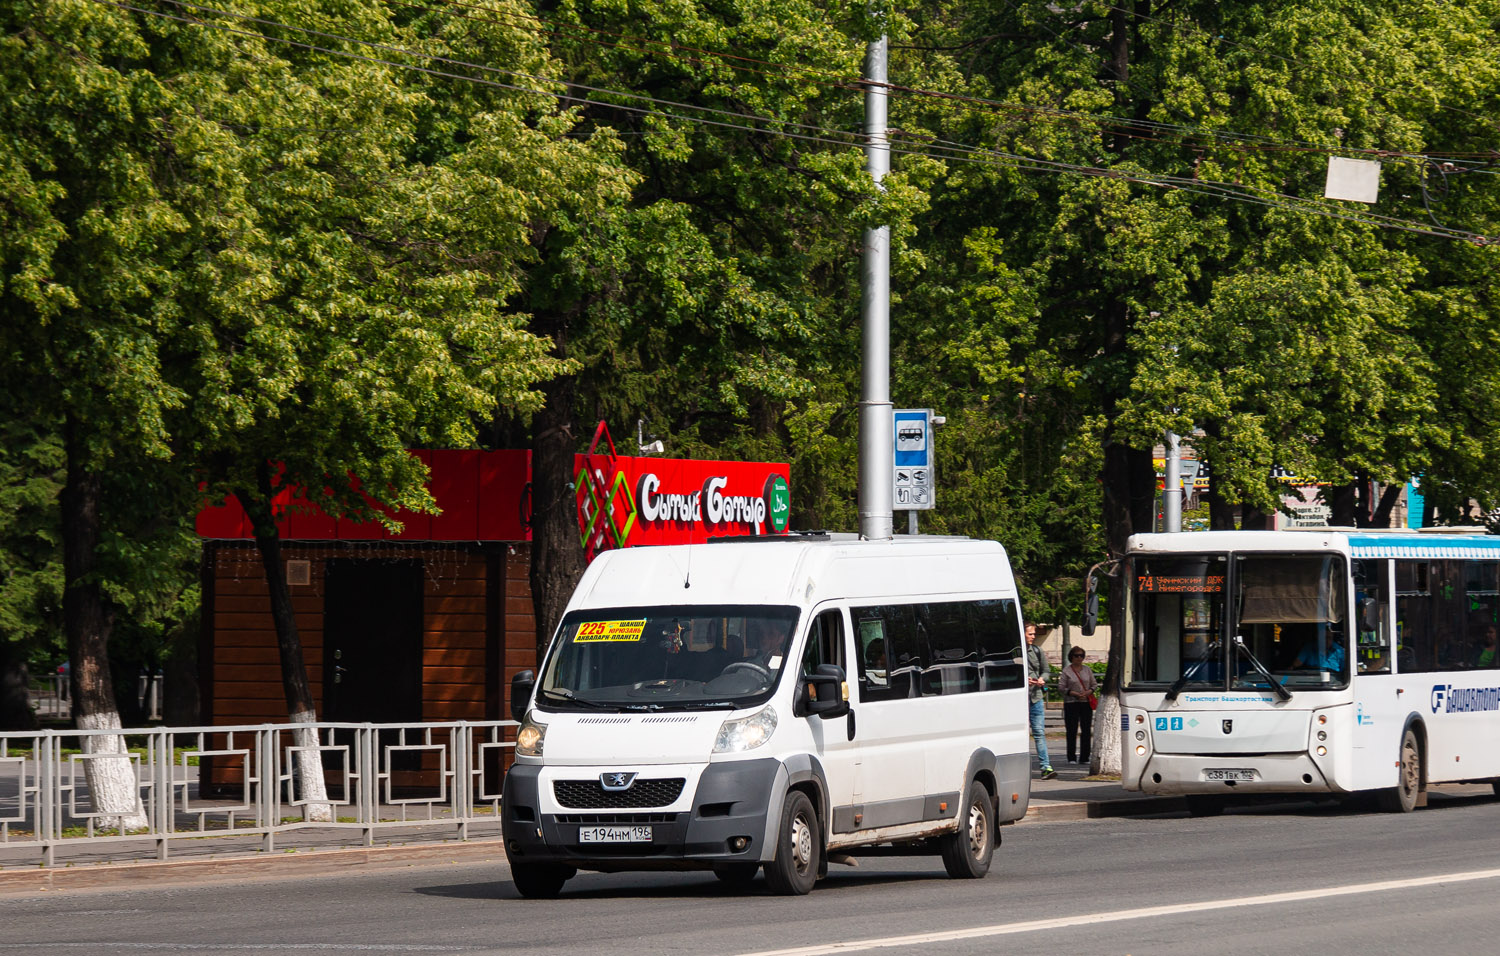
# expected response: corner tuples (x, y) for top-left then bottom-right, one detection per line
(516, 713), (546, 757)
(1135, 730), (1146, 741)
(1316, 746), (1328, 756)
(714, 707), (778, 754)
(1136, 745), (1147, 755)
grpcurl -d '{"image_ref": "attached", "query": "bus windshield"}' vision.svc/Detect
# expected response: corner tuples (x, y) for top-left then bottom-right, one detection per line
(538, 604), (800, 711)
(1126, 553), (1349, 692)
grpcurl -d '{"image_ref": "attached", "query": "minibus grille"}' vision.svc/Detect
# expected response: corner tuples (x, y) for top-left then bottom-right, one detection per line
(552, 812), (679, 825)
(553, 778), (686, 808)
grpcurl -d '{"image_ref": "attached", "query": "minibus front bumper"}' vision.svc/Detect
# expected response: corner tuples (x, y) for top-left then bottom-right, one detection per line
(501, 758), (781, 870)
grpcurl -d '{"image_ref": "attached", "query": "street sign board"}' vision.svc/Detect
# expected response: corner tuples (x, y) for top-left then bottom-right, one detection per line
(893, 408), (935, 511)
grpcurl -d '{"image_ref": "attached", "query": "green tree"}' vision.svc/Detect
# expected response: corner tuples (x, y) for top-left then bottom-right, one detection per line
(515, 0), (930, 642)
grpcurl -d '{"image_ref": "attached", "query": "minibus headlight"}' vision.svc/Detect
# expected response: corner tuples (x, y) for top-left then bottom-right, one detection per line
(516, 713), (546, 757)
(713, 707), (778, 754)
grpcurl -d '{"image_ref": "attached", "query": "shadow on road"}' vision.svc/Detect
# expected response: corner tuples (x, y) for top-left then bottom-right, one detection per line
(415, 864), (955, 903)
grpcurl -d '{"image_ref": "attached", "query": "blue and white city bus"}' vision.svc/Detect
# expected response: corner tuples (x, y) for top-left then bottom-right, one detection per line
(1115, 529), (1500, 813)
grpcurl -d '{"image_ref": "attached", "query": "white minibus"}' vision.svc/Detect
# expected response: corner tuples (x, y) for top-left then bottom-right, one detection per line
(501, 533), (1032, 896)
(1113, 529), (1500, 814)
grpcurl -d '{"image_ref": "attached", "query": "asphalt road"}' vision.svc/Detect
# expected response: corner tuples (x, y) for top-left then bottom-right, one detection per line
(6, 793), (1500, 955)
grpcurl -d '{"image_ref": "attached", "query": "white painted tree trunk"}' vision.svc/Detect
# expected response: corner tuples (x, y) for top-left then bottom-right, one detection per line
(76, 710), (149, 832)
(291, 714), (333, 823)
(1091, 692), (1123, 777)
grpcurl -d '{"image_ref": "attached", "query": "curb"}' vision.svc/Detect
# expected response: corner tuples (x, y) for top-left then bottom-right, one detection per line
(1021, 796), (1183, 823)
(0, 838), (512, 896)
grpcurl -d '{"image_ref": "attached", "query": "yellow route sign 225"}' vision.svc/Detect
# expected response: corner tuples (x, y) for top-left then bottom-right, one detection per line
(575, 619), (647, 642)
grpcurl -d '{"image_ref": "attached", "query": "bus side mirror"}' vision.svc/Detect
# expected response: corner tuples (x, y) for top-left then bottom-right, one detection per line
(1359, 597), (1379, 632)
(510, 670), (535, 722)
(801, 664), (850, 719)
(1081, 579), (1100, 637)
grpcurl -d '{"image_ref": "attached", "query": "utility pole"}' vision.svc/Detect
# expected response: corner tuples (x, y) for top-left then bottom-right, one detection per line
(1163, 429), (1182, 532)
(858, 25), (893, 541)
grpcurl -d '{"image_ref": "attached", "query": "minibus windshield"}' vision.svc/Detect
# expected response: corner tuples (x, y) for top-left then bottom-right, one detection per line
(538, 604), (800, 711)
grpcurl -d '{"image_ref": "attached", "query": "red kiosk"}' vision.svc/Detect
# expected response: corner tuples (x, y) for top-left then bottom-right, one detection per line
(195, 432), (790, 788)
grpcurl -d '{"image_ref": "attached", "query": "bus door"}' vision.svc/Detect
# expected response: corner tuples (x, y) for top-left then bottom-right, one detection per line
(1349, 558), (1401, 791)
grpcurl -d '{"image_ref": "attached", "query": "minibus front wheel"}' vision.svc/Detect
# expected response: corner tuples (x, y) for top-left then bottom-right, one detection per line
(764, 790), (821, 895)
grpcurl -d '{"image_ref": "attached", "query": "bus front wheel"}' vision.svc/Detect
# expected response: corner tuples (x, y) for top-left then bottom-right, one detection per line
(1379, 728), (1422, 813)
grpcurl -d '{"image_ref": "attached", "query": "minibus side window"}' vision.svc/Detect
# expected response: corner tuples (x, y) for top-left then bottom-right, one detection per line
(801, 609), (847, 677)
(853, 605), (922, 702)
(922, 601), (979, 696)
(853, 600), (1024, 700)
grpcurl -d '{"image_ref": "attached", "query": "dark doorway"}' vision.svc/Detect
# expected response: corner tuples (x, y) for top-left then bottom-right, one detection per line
(323, 559), (424, 776)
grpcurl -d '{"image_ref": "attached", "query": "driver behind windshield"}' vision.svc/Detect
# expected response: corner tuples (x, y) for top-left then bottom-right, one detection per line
(742, 617), (791, 669)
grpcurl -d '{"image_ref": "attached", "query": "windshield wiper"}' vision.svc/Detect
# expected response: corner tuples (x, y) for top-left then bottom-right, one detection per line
(1165, 642), (1219, 701)
(1233, 635), (1292, 702)
(674, 700), (741, 710)
(537, 689), (616, 710)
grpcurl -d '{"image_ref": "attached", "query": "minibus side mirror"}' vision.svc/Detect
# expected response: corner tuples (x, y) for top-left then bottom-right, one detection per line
(510, 669), (535, 722)
(800, 664), (850, 719)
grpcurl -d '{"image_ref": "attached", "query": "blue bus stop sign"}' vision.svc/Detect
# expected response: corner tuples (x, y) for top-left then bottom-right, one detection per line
(893, 409), (934, 510)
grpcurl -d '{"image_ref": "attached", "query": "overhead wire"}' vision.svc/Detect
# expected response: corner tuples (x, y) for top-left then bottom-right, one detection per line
(84, 0), (1498, 245)
(387, 0), (1500, 169)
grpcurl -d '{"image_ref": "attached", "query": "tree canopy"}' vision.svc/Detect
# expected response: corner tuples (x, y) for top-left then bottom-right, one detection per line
(3, 0), (1499, 718)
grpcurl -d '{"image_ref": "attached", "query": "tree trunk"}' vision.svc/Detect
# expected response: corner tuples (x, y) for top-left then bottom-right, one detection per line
(1205, 481), (1237, 530)
(1093, 295), (1157, 776)
(61, 417), (147, 831)
(1090, 681), (1122, 781)
(529, 373), (587, 660)
(238, 462), (331, 823)
(1329, 481), (1358, 527)
(0, 641), (36, 731)
(1240, 505), (1275, 530)
(1370, 483), (1403, 529)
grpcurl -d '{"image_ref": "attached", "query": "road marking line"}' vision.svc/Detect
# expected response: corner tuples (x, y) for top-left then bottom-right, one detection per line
(735, 866), (1500, 956)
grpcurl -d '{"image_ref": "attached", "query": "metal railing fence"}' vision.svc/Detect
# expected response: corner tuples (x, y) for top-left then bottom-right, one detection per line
(28, 673), (163, 721)
(0, 720), (517, 867)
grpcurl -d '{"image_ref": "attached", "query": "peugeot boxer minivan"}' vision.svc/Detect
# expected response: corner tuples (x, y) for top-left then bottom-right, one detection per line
(500, 533), (1032, 896)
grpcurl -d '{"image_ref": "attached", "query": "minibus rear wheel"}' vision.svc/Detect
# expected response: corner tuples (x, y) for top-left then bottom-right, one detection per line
(511, 862), (574, 898)
(939, 779), (994, 879)
(764, 790), (821, 895)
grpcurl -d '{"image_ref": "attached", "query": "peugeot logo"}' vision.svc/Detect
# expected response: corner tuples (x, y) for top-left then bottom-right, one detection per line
(1222, 719), (1233, 735)
(600, 772), (637, 791)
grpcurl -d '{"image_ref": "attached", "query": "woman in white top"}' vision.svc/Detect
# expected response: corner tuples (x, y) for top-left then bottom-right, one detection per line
(1059, 647), (1098, 764)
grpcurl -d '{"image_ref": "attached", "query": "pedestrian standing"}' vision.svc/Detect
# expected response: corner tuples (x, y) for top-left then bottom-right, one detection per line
(1025, 623), (1056, 779)
(1060, 647), (1097, 764)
